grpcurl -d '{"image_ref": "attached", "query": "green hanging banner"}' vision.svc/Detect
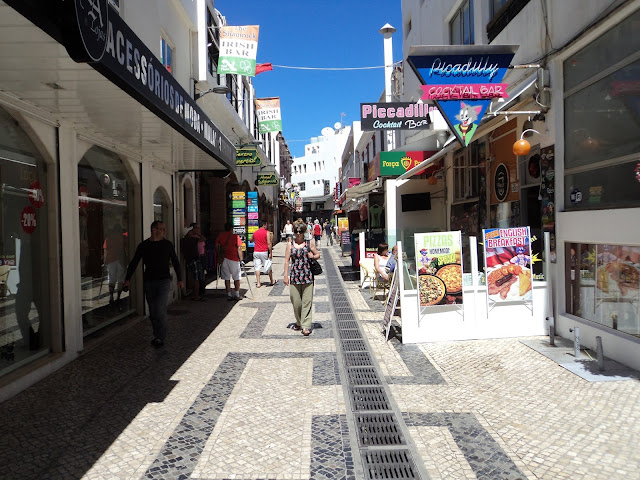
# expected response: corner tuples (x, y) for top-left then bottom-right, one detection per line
(217, 25), (260, 77)
(255, 97), (282, 133)
(236, 148), (261, 166)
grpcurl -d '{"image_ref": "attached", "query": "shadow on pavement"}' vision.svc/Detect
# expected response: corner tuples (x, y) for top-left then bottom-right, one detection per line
(0, 291), (237, 480)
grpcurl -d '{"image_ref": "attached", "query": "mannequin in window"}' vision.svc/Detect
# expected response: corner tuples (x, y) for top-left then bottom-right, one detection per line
(370, 203), (383, 229)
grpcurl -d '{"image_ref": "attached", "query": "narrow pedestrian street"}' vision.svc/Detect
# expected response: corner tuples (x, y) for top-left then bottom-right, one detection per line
(1, 241), (639, 480)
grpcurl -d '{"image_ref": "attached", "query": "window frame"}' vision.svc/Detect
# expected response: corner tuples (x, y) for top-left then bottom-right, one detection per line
(449, 0), (474, 46)
(452, 145), (481, 202)
(486, 0), (531, 42)
(160, 34), (175, 75)
(206, 7), (220, 80)
(562, 12), (640, 211)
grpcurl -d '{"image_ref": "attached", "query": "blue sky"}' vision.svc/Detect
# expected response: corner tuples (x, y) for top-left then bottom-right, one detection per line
(214, 0), (403, 158)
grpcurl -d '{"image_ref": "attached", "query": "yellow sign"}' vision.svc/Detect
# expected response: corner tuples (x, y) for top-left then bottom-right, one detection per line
(257, 173), (278, 186)
(236, 148), (261, 166)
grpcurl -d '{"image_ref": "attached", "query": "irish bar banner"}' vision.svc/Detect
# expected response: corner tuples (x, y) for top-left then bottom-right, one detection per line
(415, 231), (463, 307)
(255, 97), (282, 133)
(217, 25), (260, 77)
(483, 227), (532, 302)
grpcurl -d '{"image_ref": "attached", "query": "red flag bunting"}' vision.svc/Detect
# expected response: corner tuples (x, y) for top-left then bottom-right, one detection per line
(255, 63), (273, 75)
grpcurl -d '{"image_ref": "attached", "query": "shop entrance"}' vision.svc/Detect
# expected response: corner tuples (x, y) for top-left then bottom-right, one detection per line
(78, 147), (136, 335)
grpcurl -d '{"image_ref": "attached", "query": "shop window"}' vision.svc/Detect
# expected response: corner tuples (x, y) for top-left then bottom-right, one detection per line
(453, 144), (481, 202)
(450, 0), (474, 45)
(0, 107), (51, 377)
(153, 188), (172, 240)
(78, 147), (135, 336)
(160, 36), (174, 74)
(563, 10), (640, 210)
(450, 203), (480, 274)
(566, 242), (640, 338)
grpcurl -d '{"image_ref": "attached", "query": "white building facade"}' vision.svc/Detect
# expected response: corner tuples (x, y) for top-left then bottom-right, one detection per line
(291, 126), (351, 217)
(0, 0), (283, 400)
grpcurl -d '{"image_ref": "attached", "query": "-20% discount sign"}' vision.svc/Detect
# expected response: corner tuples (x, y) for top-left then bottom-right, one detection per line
(21, 206), (37, 234)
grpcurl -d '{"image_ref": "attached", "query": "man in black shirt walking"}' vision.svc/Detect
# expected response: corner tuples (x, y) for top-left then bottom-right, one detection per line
(124, 221), (183, 347)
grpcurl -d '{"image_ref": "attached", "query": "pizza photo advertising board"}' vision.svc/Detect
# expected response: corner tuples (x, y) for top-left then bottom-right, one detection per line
(415, 232), (463, 307)
(483, 227), (533, 302)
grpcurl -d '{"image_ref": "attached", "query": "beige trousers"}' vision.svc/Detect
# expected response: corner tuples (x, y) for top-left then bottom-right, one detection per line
(289, 283), (314, 329)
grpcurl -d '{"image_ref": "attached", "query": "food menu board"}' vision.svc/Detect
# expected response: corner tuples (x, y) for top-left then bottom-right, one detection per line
(383, 270), (400, 341)
(415, 231), (463, 307)
(596, 245), (640, 301)
(483, 227), (532, 302)
(247, 191), (259, 248)
(231, 191), (247, 252)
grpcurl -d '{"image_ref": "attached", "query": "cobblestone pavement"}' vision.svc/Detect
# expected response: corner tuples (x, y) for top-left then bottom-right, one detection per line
(1, 242), (639, 479)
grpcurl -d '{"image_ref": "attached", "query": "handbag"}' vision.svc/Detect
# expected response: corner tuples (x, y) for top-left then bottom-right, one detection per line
(309, 257), (322, 276)
(305, 240), (322, 275)
(263, 258), (273, 274)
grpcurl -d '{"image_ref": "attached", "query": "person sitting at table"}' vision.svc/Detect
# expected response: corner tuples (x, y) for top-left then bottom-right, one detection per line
(386, 245), (398, 274)
(374, 243), (390, 281)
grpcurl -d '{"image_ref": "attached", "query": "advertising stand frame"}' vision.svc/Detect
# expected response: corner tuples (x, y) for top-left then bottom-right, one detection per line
(482, 226), (534, 318)
(415, 231), (465, 325)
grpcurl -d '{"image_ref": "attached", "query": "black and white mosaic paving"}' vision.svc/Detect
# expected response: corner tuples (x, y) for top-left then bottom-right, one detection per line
(386, 339), (446, 385)
(238, 302), (333, 339)
(144, 351), (341, 479)
(403, 412), (527, 480)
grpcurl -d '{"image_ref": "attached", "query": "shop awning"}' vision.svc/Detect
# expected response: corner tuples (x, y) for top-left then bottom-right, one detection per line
(0, 1), (235, 172)
(345, 179), (382, 200)
(396, 139), (457, 180)
(300, 193), (333, 203)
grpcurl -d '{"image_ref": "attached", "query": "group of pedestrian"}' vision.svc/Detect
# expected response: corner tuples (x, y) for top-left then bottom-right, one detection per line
(124, 216), (322, 348)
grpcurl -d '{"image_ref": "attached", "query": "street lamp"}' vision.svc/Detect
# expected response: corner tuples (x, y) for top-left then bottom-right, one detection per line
(194, 84), (231, 100)
(380, 23), (396, 151)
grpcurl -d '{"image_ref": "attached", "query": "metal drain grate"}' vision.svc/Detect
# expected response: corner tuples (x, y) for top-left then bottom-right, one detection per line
(361, 450), (418, 479)
(355, 413), (405, 446)
(342, 339), (368, 352)
(338, 320), (358, 329)
(336, 312), (356, 321)
(343, 352), (373, 367)
(338, 329), (362, 340)
(350, 386), (391, 411)
(335, 307), (353, 314)
(347, 367), (381, 385)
